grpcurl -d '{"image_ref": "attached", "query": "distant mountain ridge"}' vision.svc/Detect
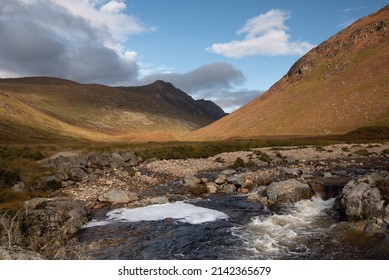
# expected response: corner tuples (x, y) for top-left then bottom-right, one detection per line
(0, 77), (226, 143)
(118, 80), (226, 123)
(187, 5), (389, 140)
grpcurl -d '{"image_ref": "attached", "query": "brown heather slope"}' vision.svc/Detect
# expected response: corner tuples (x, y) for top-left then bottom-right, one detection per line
(186, 5), (389, 141)
(0, 78), (225, 143)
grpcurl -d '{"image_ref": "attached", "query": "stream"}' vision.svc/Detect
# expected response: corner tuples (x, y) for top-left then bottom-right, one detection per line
(77, 194), (389, 259)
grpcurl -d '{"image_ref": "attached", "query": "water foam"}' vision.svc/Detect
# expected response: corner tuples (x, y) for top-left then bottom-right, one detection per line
(84, 202), (229, 228)
(234, 197), (335, 257)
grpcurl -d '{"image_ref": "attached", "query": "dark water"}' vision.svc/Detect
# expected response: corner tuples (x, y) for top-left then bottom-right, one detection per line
(76, 195), (389, 260)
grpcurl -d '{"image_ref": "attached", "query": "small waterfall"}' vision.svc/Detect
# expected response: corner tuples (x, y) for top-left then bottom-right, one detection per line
(233, 197), (336, 259)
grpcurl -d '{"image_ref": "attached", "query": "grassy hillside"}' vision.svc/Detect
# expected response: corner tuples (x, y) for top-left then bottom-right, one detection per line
(0, 78), (224, 144)
(186, 5), (389, 140)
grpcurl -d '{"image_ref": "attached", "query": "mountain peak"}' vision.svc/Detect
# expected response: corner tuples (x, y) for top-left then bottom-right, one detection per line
(152, 80), (174, 88)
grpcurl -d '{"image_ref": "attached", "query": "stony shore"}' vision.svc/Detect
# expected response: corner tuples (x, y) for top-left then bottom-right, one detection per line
(1, 142), (388, 259)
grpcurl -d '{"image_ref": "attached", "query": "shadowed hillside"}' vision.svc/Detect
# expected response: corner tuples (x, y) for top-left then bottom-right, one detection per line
(187, 5), (389, 140)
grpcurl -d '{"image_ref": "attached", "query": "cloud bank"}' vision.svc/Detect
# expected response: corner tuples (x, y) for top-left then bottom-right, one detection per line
(0, 0), (147, 84)
(206, 9), (315, 58)
(139, 63), (245, 92)
(138, 63), (260, 112)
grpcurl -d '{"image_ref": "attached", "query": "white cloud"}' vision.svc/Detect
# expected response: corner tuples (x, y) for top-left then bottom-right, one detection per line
(206, 9), (315, 58)
(52, 0), (149, 41)
(344, 7), (363, 13)
(124, 50), (138, 61)
(100, 1), (126, 13)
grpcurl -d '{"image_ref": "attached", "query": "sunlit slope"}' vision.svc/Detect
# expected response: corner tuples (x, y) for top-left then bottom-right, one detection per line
(0, 91), (111, 143)
(187, 5), (389, 140)
(0, 78), (225, 143)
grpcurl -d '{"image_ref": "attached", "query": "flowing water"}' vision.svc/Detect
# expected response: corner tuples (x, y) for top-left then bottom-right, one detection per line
(77, 195), (389, 259)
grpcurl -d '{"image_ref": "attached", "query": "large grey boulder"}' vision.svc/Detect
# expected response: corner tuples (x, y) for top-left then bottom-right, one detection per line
(340, 179), (385, 221)
(265, 179), (313, 206)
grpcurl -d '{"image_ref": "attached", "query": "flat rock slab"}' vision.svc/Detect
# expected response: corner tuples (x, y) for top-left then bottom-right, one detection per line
(98, 190), (139, 204)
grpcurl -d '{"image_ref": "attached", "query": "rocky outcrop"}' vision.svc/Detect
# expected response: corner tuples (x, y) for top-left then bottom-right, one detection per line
(338, 173), (389, 233)
(39, 151), (143, 191)
(11, 197), (90, 258)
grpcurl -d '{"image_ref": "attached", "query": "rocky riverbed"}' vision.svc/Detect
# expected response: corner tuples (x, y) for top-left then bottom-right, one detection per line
(1, 142), (388, 259)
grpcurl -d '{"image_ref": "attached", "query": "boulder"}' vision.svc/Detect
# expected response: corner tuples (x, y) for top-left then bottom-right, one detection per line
(226, 175), (245, 186)
(220, 169), (236, 175)
(284, 156), (297, 163)
(149, 196), (169, 204)
(214, 175), (227, 185)
(189, 185), (208, 195)
(98, 189), (139, 204)
(340, 179), (384, 221)
(40, 175), (62, 191)
(110, 152), (124, 162)
(12, 197), (90, 257)
(323, 172), (333, 178)
(206, 182), (218, 194)
(238, 187), (250, 194)
(265, 179), (313, 206)
(201, 178), (208, 184)
(280, 167), (300, 176)
(253, 159), (269, 166)
(184, 174), (201, 188)
(122, 152), (143, 166)
(224, 184), (237, 194)
(68, 167), (88, 182)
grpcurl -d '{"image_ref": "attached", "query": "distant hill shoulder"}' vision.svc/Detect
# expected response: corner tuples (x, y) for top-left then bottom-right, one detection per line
(187, 5), (389, 140)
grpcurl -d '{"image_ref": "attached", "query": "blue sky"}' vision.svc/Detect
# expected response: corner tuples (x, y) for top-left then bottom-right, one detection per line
(0, 0), (387, 112)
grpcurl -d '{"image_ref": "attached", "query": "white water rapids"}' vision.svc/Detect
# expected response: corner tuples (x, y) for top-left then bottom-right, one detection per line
(232, 197), (336, 258)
